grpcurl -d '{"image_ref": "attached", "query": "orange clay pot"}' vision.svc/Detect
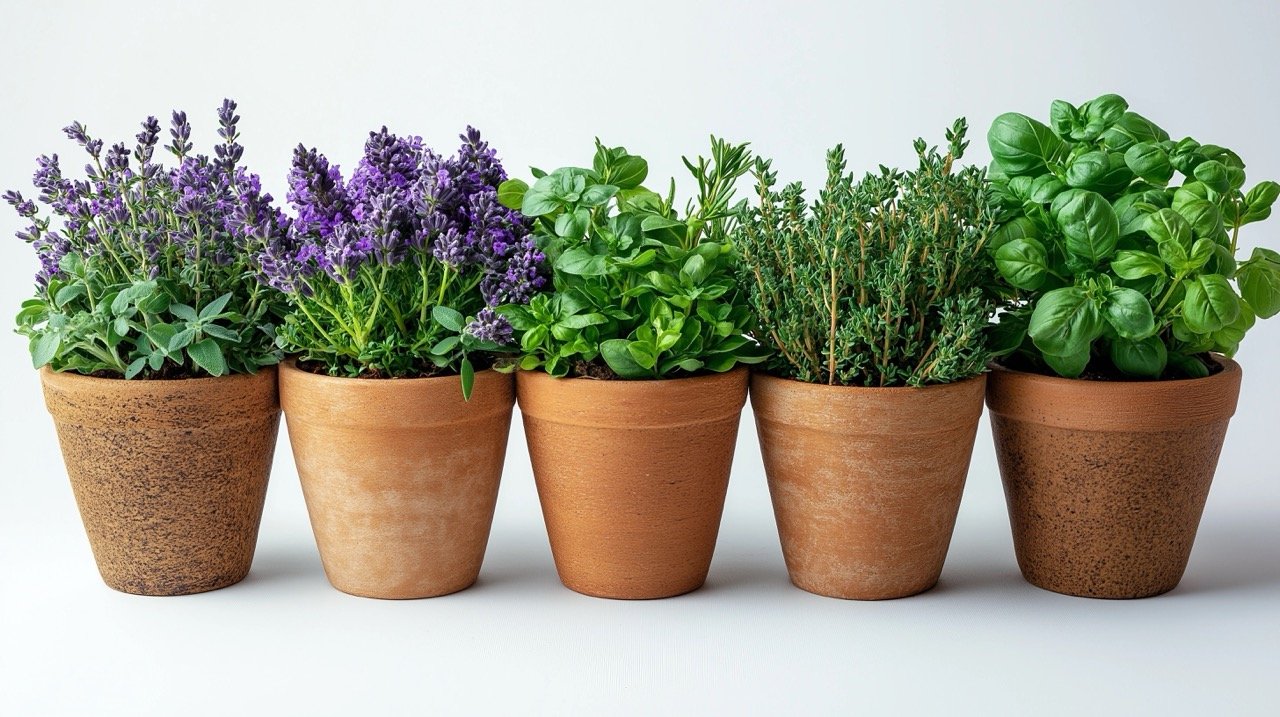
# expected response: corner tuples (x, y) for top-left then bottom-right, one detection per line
(986, 356), (1242, 599)
(280, 361), (514, 599)
(751, 372), (986, 600)
(41, 366), (279, 596)
(517, 368), (748, 599)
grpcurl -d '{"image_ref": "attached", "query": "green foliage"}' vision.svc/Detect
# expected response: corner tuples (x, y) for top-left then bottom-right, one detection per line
(272, 259), (501, 396)
(496, 139), (768, 378)
(735, 119), (1001, 387)
(17, 256), (277, 379)
(987, 93), (1280, 379)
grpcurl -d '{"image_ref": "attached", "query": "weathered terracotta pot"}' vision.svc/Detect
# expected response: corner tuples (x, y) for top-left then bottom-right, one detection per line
(517, 368), (748, 599)
(280, 361), (514, 599)
(41, 367), (279, 596)
(986, 356), (1242, 599)
(751, 372), (986, 600)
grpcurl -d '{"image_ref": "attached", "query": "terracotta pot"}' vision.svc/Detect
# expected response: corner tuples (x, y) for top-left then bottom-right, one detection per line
(280, 361), (514, 599)
(41, 367), (279, 596)
(517, 368), (748, 599)
(751, 372), (986, 600)
(986, 356), (1242, 599)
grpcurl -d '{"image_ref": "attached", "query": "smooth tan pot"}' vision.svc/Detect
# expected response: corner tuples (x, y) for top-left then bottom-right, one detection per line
(751, 372), (986, 600)
(517, 368), (748, 599)
(987, 356), (1242, 599)
(41, 367), (279, 596)
(280, 361), (514, 599)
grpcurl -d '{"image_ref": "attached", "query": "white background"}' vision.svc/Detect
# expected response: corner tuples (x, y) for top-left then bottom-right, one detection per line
(2, 1), (1278, 714)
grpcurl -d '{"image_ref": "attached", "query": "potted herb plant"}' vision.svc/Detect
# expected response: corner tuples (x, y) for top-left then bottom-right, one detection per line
(736, 121), (1000, 600)
(497, 138), (767, 599)
(984, 93), (1280, 598)
(263, 127), (542, 599)
(10, 101), (285, 595)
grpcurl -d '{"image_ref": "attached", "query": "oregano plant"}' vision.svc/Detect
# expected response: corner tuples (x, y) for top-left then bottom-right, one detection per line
(987, 93), (1280, 379)
(496, 138), (768, 378)
(735, 119), (1001, 387)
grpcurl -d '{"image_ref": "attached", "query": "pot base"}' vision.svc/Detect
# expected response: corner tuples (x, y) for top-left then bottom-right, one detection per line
(987, 357), (1241, 600)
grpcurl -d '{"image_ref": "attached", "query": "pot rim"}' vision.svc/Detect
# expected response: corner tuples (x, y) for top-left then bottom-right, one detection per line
(279, 357), (505, 385)
(986, 353), (1242, 431)
(516, 364), (748, 386)
(749, 369), (986, 395)
(986, 353), (1239, 387)
(39, 363), (277, 388)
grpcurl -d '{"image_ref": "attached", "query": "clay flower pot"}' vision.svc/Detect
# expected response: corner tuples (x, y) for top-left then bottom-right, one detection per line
(41, 367), (280, 596)
(280, 361), (514, 599)
(517, 367), (748, 599)
(751, 372), (986, 600)
(986, 356), (1242, 599)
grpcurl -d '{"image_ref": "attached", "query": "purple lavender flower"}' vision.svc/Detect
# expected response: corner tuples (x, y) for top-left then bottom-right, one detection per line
(467, 307), (514, 345)
(134, 116), (161, 166)
(256, 125), (545, 354)
(167, 110), (192, 158)
(287, 144), (351, 238)
(215, 99), (243, 171)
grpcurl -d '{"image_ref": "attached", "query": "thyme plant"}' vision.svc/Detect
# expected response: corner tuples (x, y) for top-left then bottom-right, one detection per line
(736, 120), (1000, 387)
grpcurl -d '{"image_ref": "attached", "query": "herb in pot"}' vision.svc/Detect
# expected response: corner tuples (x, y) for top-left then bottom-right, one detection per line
(495, 139), (768, 378)
(735, 119), (1001, 387)
(987, 93), (1280, 379)
(9, 100), (286, 378)
(256, 127), (544, 397)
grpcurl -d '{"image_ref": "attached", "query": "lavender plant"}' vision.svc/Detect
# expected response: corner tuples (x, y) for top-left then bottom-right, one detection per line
(259, 127), (542, 396)
(9, 100), (286, 378)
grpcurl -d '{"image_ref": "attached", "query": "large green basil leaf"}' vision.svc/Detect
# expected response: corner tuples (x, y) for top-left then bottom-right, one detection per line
(1211, 302), (1255, 356)
(1099, 111), (1169, 152)
(1043, 346), (1091, 378)
(1241, 181), (1280, 225)
(1123, 142), (1174, 185)
(1144, 209), (1193, 269)
(1054, 189), (1119, 263)
(1193, 160), (1231, 194)
(497, 179), (528, 210)
(988, 113), (1065, 176)
(609, 156), (649, 189)
(1182, 274), (1241, 333)
(1029, 175), (1067, 204)
(995, 237), (1049, 290)
(555, 246), (609, 276)
(1028, 286), (1104, 357)
(600, 338), (650, 378)
(1111, 250), (1166, 280)
(988, 216), (1042, 253)
(1066, 151), (1110, 188)
(1103, 287), (1155, 339)
(1176, 199), (1223, 238)
(1109, 335), (1167, 378)
(1237, 254), (1280, 318)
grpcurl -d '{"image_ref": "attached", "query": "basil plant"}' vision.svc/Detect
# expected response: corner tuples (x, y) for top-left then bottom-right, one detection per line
(986, 93), (1280, 379)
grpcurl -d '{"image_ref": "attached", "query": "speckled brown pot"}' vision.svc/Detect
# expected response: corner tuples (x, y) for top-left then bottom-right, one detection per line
(280, 361), (514, 599)
(987, 356), (1242, 599)
(751, 372), (986, 600)
(41, 367), (279, 596)
(517, 368), (748, 599)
